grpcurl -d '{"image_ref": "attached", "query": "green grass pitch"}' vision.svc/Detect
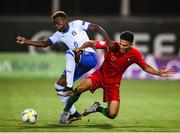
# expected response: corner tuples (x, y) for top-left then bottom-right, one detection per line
(0, 77), (179, 132)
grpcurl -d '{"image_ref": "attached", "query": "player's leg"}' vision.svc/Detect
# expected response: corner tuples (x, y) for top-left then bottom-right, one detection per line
(68, 51), (97, 83)
(106, 100), (119, 119)
(101, 84), (120, 119)
(63, 69), (101, 114)
(65, 78), (95, 124)
(59, 51), (97, 96)
(82, 100), (119, 119)
(54, 74), (80, 123)
(63, 78), (93, 112)
(83, 84), (120, 119)
(65, 50), (76, 90)
(65, 51), (97, 88)
(57, 50), (77, 97)
(60, 52), (97, 123)
(60, 78), (93, 124)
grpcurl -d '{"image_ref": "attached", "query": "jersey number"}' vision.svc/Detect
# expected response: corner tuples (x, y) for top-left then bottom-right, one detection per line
(73, 41), (78, 48)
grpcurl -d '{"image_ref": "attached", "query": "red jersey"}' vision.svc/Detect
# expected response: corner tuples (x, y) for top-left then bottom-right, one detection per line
(95, 41), (148, 84)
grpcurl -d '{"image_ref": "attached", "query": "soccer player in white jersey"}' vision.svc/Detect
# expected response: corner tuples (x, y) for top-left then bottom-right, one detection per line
(16, 11), (112, 123)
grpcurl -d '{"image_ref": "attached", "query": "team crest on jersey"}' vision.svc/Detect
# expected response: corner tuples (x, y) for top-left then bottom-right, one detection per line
(111, 56), (116, 61)
(99, 41), (105, 45)
(72, 31), (77, 36)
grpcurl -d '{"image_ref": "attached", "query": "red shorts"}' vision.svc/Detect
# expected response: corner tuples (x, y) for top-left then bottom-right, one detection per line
(88, 70), (120, 102)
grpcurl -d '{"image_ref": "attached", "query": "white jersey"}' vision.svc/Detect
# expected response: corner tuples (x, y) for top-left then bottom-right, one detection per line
(48, 20), (95, 53)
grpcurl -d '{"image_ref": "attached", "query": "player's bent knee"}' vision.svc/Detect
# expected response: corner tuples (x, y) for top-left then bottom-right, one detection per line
(57, 75), (66, 86)
(108, 114), (117, 119)
(108, 113), (118, 119)
(77, 86), (87, 93)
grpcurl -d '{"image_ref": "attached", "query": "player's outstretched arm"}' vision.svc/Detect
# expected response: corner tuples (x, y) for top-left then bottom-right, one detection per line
(74, 41), (95, 52)
(16, 36), (50, 47)
(143, 65), (174, 77)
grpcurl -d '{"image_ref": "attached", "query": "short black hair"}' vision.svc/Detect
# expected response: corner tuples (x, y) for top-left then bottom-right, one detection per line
(52, 11), (66, 19)
(120, 31), (134, 43)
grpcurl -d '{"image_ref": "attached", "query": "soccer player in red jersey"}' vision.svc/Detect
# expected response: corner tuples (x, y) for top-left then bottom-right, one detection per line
(60, 31), (174, 123)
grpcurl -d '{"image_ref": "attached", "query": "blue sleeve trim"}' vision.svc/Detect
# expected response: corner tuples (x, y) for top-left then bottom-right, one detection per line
(65, 50), (75, 57)
(47, 38), (55, 45)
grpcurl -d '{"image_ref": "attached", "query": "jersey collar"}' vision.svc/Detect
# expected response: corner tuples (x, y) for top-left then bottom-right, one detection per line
(62, 24), (70, 33)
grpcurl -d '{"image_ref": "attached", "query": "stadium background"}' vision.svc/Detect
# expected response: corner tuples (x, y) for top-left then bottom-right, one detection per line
(0, 0), (180, 132)
(0, 0), (180, 79)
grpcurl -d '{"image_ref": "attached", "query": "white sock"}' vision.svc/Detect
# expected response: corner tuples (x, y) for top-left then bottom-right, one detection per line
(54, 83), (76, 114)
(65, 50), (76, 88)
(60, 96), (76, 114)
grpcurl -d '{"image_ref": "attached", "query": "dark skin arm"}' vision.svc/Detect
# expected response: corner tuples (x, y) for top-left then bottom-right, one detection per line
(16, 24), (111, 47)
(16, 36), (50, 47)
(88, 23), (113, 47)
(143, 65), (174, 77)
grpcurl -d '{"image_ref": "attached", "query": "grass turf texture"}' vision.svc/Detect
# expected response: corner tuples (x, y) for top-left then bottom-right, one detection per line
(0, 77), (179, 132)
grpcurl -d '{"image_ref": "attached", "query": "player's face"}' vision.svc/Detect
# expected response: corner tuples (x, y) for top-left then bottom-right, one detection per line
(119, 40), (132, 53)
(53, 17), (67, 32)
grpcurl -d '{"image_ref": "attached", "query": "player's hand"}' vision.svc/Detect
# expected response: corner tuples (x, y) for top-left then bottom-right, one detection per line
(74, 48), (83, 53)
(107, 40), (114, 51)
(159, 68), (174, 77)
(16, 36), (26, 45)
(108, 40), (113, 47)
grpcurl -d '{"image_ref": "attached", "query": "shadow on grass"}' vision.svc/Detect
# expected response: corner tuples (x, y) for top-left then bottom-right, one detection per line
(3, 122), (179, 132)
(3, 118), (178, 132)
(18, 123), (116, 129)
(46, 123), (169, 129)
(18, 123), (171, 130)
